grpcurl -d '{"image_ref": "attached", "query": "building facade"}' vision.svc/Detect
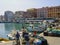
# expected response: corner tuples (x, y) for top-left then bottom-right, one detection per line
(15, 11), (24, 18)
(37, 7), (48, 18)
(0, 15), (3, 22)
(4, 11), (14, 22)
(37, 6), (60, 18)
(27, 8), (37, 18)
(22, 12), (29, 18)
(47, 6), (60, 18)
(14, 11), (25, 22)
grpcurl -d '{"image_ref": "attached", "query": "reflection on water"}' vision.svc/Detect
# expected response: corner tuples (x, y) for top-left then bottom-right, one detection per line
(0, 23), (40, 38)
(0, 23), (23, 38)
(14, 23), (22, 30)
(4, 23), (15, 38)
(5, 23), (14, 31)
(0, 23), (5, 38)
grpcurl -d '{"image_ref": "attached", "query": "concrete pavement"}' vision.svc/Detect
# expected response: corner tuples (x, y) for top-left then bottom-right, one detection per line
(39, 33), (60, 45)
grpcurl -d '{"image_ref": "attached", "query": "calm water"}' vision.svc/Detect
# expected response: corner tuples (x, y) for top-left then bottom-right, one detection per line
(0, 23), (40, 39)
(0, 20), (54, 39)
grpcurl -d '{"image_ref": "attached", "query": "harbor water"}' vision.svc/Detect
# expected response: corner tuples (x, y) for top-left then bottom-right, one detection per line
(0, 23), (40, 38)
(0, 20), (54, 39)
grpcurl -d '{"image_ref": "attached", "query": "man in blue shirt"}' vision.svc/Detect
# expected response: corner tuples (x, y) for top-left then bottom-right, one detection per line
(16, 32), (20, 45)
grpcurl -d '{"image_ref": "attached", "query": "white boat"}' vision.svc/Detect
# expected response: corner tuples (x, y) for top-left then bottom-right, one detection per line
(7, 29), (32, 40)
(7, 30), (17, 40)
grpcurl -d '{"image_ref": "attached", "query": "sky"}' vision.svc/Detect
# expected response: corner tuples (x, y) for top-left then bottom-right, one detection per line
(0, 0), (60, 15)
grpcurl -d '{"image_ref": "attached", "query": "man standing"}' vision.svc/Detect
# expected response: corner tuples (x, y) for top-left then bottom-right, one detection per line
(15, 32), (20, 45)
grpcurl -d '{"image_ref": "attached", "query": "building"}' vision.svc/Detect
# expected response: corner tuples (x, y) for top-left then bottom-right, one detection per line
(37, 7), (48, 18)
(47, 6), (60, 18)
(27, 8), (37, 18)
(14, 11), (25, 22)
(0, 15), (3, 22)
(15, 11), (24, 18)
(37, 6), (60, 18)
(0, 15), (5, 22)
(22, 12), (29, 18)
(4, 11), (14, 22)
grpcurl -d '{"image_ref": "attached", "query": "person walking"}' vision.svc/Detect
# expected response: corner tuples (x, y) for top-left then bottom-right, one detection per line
(15, 32), (20, 45)
(21, 27), (30, 45)
(33, 31), (37, 37)
(24, 32), (30, 45)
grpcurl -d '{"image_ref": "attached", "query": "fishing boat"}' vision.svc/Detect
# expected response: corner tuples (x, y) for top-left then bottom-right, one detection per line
(7, 29), (32, 40)
(27, 26), (45, 32)
(43, 27), (60, 37)
(7, 30), (17, 40)
(7, 30), (48, 45)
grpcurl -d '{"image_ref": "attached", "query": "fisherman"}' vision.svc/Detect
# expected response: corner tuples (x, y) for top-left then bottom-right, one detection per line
(21, 27), (27, 37)
(23, 32), (30, 45)
(21, 27), (30, 45)
(15, 31), (20, 45)
(33, 31), (37, 37)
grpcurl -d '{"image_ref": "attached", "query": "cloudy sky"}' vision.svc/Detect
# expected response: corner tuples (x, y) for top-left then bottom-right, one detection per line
(0, 0), (60, 15)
